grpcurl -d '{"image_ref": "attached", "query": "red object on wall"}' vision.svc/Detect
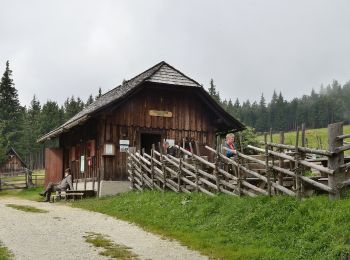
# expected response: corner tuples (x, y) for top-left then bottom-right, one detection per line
(86, 140), (96, 157)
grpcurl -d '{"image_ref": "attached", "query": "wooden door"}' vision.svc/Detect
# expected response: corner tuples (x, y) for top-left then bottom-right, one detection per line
(44, 148), (63, 187)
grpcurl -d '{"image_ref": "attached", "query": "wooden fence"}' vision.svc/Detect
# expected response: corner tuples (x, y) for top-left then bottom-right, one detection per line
(127, 122), (350, 200)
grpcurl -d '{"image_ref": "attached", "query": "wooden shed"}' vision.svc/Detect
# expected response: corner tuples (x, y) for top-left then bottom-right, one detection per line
(0, 147), (27, 174)
(38, 61), (244, 196)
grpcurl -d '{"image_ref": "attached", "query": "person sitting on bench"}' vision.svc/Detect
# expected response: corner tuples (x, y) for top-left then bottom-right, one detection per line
(40, 168), (74, 202)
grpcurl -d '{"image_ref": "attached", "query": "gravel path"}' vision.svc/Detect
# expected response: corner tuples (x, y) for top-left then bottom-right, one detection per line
(0, 198), (207, 260)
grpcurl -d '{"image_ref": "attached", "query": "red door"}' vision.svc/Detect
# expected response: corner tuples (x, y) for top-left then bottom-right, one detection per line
(44, 148), (63, 187)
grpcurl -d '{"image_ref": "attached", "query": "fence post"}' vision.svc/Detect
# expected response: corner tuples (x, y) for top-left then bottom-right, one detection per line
(237, 157), (242, 196)
(264, 133), (272, 196)
(151, 144), (155, 189)
(159, 142), (166, 191)
(294, 126), (302, 198)
(178, 158), (182, 192)
(139, 150), (144, 189)
(278, 131), (285, 193)
(214, 152), (221, 193)
(328, 122), (345, 199)
(300, 123), (306, 195)
(270, 128), (277, 194)
(129, 153), (135, 190)
(190, 143), (199, 192)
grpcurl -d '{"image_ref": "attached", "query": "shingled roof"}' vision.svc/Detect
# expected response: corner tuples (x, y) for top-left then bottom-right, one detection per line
(38, 61), (244, 142)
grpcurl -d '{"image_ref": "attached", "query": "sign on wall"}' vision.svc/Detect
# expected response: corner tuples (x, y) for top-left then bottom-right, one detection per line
(103, 143), (115, 156)
(149, 110), (173, 117)
(165, 139), (175, 146)
(120, 139), (130, 152)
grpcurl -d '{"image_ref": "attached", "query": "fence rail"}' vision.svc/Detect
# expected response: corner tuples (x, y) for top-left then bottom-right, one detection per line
(127, 122), (350, 200)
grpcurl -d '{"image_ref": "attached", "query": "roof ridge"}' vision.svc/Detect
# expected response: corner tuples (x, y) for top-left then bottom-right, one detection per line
(124, 61), (165, 84)
(158, 62), (201, 86)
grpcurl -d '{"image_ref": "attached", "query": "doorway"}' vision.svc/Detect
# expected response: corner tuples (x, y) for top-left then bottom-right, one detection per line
(140, 133), (161, 155)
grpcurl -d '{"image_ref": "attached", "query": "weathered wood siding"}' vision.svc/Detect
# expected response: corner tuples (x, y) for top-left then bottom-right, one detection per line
(0, 156), (25, 173)
(97, 86), (216, 180)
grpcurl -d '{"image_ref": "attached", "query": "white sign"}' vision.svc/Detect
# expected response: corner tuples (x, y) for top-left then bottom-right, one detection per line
(120, 139), (130, 152)
(105, 144), (114, 155)
(165, 139), (175, 146)
(80, 155), (85, 173)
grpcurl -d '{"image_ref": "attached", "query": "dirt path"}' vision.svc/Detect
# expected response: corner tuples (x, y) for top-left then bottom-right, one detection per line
(0, 198), (207, 260)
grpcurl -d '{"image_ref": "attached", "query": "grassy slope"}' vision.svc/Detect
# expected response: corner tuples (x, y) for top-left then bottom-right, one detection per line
(72, 191), (350, 259)
(258, 124), (350, 152)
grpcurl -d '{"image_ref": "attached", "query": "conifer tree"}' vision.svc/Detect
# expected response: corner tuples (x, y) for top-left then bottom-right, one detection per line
(0, 61), (22, 156)
(86, 94), (94, 106)
(208, 79), (221, 104)
(96, 87), (102, 99)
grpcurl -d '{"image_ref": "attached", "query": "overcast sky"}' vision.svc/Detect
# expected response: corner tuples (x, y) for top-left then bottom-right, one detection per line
(1, 0), (350, 107)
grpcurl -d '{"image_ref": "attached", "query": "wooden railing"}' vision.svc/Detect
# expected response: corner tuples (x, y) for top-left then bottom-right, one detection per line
(127, 122), (350, 200)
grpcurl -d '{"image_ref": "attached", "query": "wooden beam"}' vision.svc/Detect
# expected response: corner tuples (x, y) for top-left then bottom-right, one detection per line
(258, 141), (333, 156)
(247, 145), (334, 175)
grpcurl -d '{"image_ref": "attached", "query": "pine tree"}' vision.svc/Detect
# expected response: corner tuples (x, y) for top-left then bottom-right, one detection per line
(86, 94), (94, 106)
(275, 92), (286, 130)
(208, 79), (221, 103)
(21, 95), (42, 156)
(63, 96), (85, 121)
(269, 90), (278, 129)
(96, 87), (102, 99)
(0, 61), (22, 156)
(255, 94), (268, 131)
(39, 101), (64, 135)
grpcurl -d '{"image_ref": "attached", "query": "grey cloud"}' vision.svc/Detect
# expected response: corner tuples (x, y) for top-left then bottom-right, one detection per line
(0, 0), (349, 106)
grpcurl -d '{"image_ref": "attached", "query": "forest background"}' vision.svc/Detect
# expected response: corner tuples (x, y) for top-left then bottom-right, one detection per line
(1, 61), (349, 163)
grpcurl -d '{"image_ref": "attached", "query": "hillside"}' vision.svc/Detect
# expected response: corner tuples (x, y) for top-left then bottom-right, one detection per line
(72, 191), (350, 259)
(257, 124), (350, 152)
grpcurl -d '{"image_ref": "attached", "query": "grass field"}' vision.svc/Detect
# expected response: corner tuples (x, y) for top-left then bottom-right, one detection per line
(71, 191), (350, 259)
(0, 187), (43, 201)
(258, 124), (350, 153)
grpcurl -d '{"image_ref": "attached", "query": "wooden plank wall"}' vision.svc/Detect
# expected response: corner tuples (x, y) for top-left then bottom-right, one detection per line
(99, 87), (216, 180)
(58, 87), (223, 182)
(0, 156), (25, 173)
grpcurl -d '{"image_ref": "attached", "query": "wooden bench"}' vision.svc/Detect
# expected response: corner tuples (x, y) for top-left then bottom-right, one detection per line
(51, 191), (84, 202)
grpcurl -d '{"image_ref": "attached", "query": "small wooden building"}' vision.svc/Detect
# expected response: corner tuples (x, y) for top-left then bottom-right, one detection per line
(0, 147), (27, 174)
(38, 61), (244, 196)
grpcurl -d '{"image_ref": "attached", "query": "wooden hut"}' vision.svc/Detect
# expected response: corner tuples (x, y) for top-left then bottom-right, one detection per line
(0, 147), (27, 174)
(38, 61), (244, 196)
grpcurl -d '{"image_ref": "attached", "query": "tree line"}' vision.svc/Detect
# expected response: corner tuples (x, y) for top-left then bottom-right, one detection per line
(208, 79), (350, 132)
(0, 61), (101, 163)
(1, 60), (349, 163)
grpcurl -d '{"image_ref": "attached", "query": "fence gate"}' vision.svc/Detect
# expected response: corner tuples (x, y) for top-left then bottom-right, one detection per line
(0, 169), (30, 190)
